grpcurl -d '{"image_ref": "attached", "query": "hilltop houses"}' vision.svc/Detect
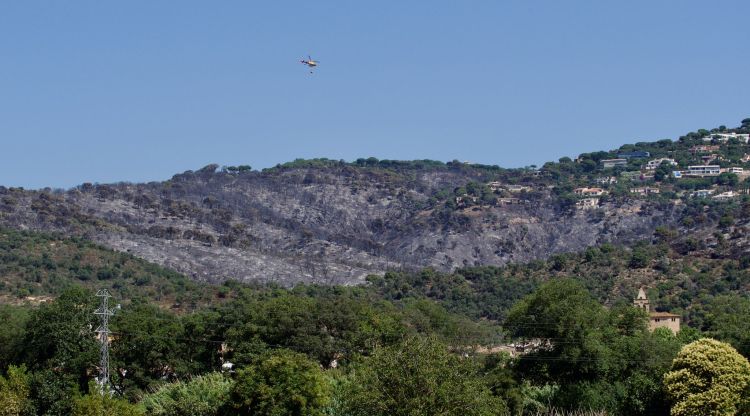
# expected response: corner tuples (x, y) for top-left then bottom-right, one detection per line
(556, 123), (750, 206)
(633, 288), (680, 333)
(567, 137), (750, 201)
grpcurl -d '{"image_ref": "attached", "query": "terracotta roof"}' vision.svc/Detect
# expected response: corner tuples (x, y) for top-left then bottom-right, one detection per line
(650, 312), (680, 318)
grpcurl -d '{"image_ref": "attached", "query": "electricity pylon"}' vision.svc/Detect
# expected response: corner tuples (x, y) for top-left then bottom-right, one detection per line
(94, 289), (116, 394)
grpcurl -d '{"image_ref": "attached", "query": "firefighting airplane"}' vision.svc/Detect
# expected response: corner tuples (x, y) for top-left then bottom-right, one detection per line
(300, 56), (319, 73)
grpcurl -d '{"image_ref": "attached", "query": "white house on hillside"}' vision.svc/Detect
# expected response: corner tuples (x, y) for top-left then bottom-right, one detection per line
(645, 158), (677, 170)
(505, 185), (531, 193)
(713, 191), (738, 200)
(686, 165), (721, 177)
(487, 181), (503, 191)
(574, 187), (606, 196)
(727, 167), (744, 174)
(690, 189), (714, 198)
(630, 187), (660, 195)
(703, 132), (750, 143)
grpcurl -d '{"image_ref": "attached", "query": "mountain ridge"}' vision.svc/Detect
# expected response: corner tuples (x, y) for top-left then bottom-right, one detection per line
(2, 119), (749, 285)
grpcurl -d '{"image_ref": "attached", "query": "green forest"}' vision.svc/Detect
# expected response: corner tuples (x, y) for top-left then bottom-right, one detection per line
(1, 228), (750, 415)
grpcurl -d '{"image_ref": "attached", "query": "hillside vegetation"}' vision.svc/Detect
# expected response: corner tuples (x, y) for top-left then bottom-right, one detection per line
(2, 274), (749, 415)
(0, 227), (216, 308)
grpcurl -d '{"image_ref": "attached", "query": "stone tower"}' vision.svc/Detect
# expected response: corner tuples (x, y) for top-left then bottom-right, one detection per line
(633, 287), (650, 313)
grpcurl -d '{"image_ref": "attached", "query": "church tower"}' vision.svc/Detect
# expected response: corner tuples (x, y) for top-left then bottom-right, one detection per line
(634, 287), (680, 333)
(633, 287), (650, 313)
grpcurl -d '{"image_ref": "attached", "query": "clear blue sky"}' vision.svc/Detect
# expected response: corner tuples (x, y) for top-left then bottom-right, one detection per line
(1, 1), (749, 189)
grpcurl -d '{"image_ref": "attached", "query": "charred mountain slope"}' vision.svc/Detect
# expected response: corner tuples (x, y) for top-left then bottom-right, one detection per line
(0, 161), (686, 285)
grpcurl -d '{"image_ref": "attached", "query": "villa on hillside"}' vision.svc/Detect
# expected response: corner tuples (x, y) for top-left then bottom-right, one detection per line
(633, 288), (680, 333)
(645, 158), (677, 170)
(726, 167), (744, 175)
(505, 185), (532, 193)
(691, 189), (714, 198)
(712, 191), (738, 200)
(574, 187), (606, 196)
(486, 182), (533, 193)
(703, 132), (750, 143)
(686, 165), (721, 177)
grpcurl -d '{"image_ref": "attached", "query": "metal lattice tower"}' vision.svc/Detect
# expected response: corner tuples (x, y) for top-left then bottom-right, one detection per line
(94, 289), (116, 394)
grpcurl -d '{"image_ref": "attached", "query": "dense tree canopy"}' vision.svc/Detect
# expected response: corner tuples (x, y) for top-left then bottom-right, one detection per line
(338, 336), (507, 416)
(0, 365), (32, 416)
(111, 302), (194, 398)
(700, 295), (750, 358)
(225, 350), (330, 416)
(71, 383), (144, 416)
(140, 372), (231, 416)
(664, 339), (750, 416)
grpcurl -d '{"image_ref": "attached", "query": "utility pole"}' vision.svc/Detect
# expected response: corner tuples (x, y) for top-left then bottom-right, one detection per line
(94, 289), (116, 394)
